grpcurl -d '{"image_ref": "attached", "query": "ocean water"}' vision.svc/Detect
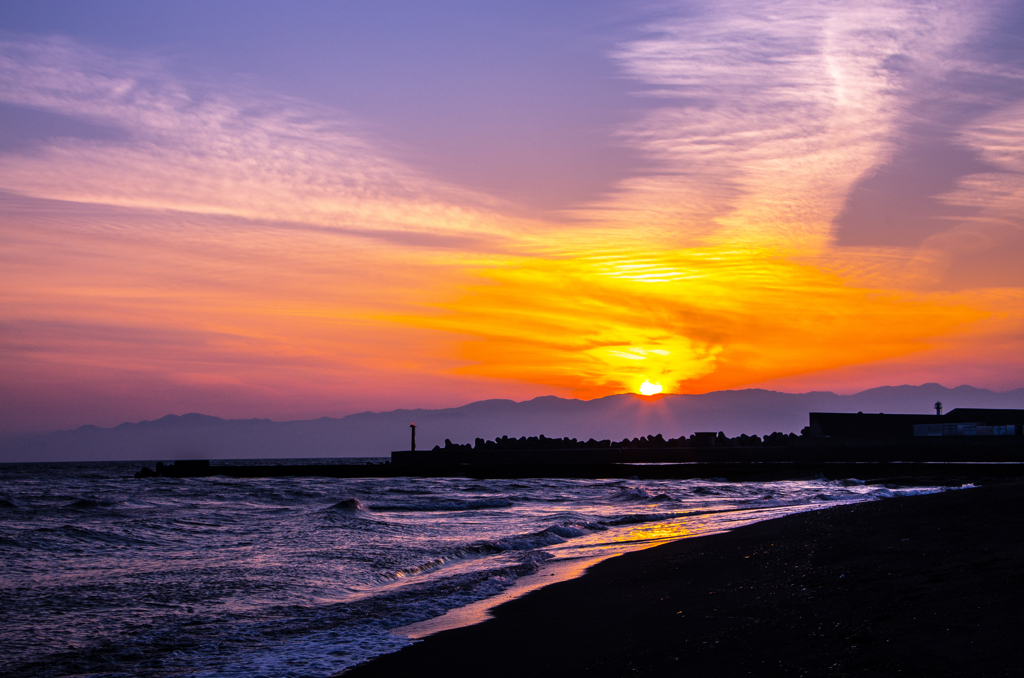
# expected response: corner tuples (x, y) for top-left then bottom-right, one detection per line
(0, 460), (953, 677)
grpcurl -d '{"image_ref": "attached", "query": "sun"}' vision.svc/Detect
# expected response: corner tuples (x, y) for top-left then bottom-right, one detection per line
(638, 379), (663, 396)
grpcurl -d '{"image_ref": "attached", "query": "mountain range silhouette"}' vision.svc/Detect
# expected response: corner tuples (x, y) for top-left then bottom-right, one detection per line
(4, 384), (1024, 462)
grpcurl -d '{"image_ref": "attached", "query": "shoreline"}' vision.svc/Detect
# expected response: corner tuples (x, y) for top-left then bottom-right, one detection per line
(346, 480), (1023, 677)
(389, 501), (878, 641)
(388, 503), (837, 641)
(394, 555), (606, 640)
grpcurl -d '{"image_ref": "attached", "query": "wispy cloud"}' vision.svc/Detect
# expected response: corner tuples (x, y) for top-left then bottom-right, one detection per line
(0, 37), (531, 242)
(941, 101), (1024, 232)
(586, 0), (991, 250)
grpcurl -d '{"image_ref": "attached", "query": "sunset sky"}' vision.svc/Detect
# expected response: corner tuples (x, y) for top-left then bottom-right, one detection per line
(2, 1), (1024, 434)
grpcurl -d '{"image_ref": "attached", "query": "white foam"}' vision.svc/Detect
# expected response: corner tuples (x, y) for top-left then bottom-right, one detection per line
(395, 556), (604, 640)
(188, 573), (527, 678)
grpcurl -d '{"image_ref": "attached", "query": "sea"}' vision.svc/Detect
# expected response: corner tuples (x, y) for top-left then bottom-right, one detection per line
(0, 459), (957, 678)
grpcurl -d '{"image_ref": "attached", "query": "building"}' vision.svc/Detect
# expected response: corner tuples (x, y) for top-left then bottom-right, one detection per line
(807, 409), (1023, 439)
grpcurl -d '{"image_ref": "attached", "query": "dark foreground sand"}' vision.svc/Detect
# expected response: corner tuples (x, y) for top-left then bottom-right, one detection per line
(346, 482), (1023, 677)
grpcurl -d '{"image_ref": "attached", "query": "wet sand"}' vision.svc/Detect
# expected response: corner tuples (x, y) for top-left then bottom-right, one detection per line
(345, 481), (1023, 677)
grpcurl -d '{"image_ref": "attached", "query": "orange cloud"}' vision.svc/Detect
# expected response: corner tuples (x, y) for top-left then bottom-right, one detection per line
(402, 246), (987, 397)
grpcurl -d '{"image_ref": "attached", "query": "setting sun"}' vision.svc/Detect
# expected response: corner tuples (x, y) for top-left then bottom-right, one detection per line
(638, 380), (663, 396)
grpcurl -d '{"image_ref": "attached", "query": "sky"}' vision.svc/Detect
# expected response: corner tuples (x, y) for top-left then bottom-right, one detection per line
(2, 0), (1023, 434)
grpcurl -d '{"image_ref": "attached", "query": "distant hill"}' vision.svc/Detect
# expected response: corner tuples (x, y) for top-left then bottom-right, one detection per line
(3, 383), (1023, 462)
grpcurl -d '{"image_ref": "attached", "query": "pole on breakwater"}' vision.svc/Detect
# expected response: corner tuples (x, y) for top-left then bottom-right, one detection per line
(410, 423), (416, 452)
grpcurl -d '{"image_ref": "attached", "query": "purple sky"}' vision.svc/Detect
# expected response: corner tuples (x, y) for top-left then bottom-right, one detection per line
(2, 1), (1024, 434)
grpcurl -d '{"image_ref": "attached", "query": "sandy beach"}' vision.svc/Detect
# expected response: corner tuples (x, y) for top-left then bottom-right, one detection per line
(345, 481), (1024, 677)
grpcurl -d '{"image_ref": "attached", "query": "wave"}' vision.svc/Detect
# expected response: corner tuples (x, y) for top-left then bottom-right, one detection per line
(388, 542), (555, 580)
(0, 498), (16, 509)
(874, 486), (950, 498)
(614, 486), (678, 503)
(382, 507), (709, 583)
(285, 489), (325, 499)
(379, 503), (724, 585)
(193, 558), (554, 678)
(328, 498), (367, 515)
(30, 524), (153, 546)
(65, 497), (118, 509)
(379, 520), (600, 582)
(389, 555), (453, 579)
(368, 497), (514, 512)
(602, 511), (685, 526)
(484, 524), (591, 552)
(691, 486), (720, 496)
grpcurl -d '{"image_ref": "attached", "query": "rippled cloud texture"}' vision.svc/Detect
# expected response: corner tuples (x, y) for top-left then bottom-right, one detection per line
(1, 1), (1023, 432)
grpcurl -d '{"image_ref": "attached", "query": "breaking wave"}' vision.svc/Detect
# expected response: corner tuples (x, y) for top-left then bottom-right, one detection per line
(328, 498), (367, 514)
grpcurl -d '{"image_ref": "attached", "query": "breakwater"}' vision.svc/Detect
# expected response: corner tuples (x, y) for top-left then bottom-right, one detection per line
(391, 438), (1024, 465)
(132, 428), (1024, 480)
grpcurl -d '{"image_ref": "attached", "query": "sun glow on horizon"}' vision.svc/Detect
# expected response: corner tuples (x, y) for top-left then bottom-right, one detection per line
(639, 380), (663, 396)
